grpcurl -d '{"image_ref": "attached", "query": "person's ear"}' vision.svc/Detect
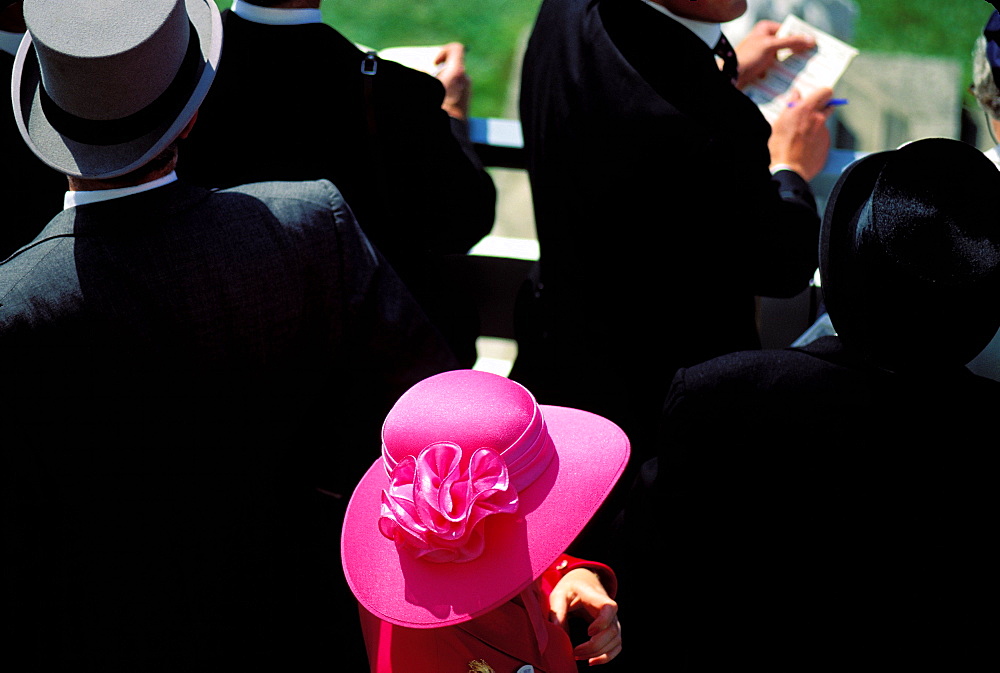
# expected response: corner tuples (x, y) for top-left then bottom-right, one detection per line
(179, 109), (199, 139)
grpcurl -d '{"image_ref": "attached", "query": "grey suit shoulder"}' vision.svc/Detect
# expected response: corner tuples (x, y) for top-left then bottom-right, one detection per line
(0, 178), (367, 310)
(0, 177), (453, 383)
(222, 178), (380, 261)
(223, 178), (349, 212)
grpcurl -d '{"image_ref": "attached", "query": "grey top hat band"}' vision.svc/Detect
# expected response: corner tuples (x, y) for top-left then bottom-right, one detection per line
(38, 23), (202, 146)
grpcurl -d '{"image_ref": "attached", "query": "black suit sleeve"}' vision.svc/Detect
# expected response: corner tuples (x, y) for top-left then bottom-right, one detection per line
(362, 65), (497, 261)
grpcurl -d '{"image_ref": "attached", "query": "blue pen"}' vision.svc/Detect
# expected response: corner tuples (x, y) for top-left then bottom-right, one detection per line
(787, 98), (849, 108)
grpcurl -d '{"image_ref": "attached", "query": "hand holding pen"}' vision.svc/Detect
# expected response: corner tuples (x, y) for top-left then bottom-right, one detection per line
(769, 87), (835, 181)
(789, 98), (848, 108)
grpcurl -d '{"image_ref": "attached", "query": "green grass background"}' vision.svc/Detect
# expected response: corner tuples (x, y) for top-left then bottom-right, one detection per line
(852, 0), (994, 102)
(214, 1), (997, 118)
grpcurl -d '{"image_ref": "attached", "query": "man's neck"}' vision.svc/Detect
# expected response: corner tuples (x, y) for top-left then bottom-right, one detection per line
(640, 0), (722, 49)
(67, 163), (176, 193)
(63, 170), (179, 211)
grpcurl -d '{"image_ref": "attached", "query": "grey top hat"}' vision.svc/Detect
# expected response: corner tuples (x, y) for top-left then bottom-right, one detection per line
(11, 0), (221, 179)
(820, 137), (1000, 372)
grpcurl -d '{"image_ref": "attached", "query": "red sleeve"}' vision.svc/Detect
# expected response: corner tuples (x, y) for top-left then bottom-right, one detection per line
(538, 553), (617, 599)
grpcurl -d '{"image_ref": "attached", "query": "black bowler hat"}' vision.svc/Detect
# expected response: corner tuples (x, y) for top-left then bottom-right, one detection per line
(12, 0), (221, 179)
(819, 137), (1000, 371)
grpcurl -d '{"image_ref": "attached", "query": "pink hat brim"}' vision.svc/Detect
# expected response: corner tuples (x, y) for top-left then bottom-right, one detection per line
(341, 405), (630, 628)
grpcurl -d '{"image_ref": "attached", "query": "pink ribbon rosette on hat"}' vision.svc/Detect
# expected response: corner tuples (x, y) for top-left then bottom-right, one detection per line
(379, 441), (520, 563)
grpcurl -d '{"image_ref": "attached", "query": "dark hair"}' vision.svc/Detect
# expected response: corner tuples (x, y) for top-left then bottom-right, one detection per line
(972, 36), (1000, 120)
(83, 142), (180, 190)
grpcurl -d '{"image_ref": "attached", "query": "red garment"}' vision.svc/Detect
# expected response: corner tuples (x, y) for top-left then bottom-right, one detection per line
(358, 554), (615, 673)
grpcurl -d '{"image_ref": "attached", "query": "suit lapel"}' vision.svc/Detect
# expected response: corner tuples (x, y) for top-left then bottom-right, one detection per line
(599, 0), (724, 101)
(458, 593), (579, 673)
(597, 0), (767, 136)
(459, 597), (548, 669)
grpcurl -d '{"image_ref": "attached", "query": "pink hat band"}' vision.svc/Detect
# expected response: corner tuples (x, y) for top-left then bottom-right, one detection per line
(378, 394), (557, 564)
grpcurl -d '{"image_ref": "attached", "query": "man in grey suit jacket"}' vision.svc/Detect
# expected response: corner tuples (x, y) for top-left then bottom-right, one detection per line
(2, 1), (455, 669)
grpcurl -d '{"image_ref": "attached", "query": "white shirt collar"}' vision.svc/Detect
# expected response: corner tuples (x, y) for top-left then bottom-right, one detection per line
(230, 0), (323, 26)
(63, 172), (179, 210)
(0, 29), (24, 57)
(640, 0), (723, 49)
(986, 145), (1000, 170)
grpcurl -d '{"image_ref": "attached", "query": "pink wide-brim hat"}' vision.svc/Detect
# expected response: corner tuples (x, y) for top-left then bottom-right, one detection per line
(341, 369), (630, 628)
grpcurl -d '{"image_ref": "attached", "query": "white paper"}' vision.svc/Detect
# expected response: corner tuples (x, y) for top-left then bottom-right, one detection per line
(356, 44), (446, 76)
(743, 14), (859, 123)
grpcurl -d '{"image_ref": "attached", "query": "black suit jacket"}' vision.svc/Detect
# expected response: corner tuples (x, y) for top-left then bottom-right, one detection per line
(1, 50), (67, 260)
(179, 12), (497, 365)
(1, 179), (457, 671)
(615, 336), (1000, 670)
(516, 0), (820, 455)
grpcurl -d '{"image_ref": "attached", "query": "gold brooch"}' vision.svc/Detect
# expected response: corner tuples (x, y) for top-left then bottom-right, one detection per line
(468, 660), (494, 673)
